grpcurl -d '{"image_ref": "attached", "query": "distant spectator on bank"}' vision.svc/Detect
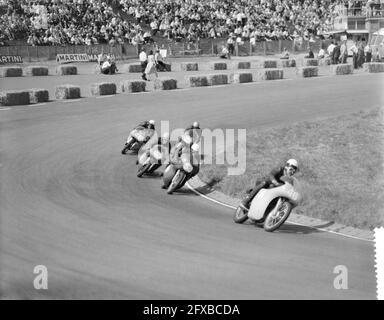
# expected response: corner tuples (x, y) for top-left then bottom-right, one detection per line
(139, 47), (148, 80)
(372, 48), (381, 62)
(304, 47), (314, 59)
(332, 42), (341, 64)
(155, 49), (167, 71)
(101, 56), (117, 74)
(219, 45), (230, 59)
(340, 41), (348, 64)
(227, 35), (235, 55)
(280, 47), (290, 59)
(144, 50), (158, 81)
(364, 43), (372, 62)
(327, 41), (336, 57)
(357, 42), (365, 68)
(318, 47), (326, 59)
(143, 31), (152, 44)
(350, 41), (359, 69)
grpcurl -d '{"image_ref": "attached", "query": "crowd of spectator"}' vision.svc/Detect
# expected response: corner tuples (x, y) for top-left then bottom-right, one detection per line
(117, 0), (351, 43)
(1, 0), (383, 47)
(0, 0), (142, 46)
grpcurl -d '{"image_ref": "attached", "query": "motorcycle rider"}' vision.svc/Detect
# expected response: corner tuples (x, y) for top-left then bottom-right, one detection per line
(136, 132), (171, 166)
(184, 121), (202, 143)
(239, 159), (299, 211)
(136, 119), (155, 131)
(161, 133), (193, 189)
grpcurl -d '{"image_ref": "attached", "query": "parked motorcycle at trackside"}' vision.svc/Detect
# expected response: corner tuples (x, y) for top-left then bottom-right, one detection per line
(233, 176), (302, 232)
(121, 128), (154, 154)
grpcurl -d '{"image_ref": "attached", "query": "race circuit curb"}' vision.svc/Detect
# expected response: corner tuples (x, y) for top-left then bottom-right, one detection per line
(186, 176), (374, 242)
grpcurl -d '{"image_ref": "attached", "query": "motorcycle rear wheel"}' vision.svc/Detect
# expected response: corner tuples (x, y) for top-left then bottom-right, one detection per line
(263, 199), (292, 232)
(233, 206), (248, 224)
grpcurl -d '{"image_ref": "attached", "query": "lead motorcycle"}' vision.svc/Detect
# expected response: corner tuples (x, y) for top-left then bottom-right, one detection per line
(121, 128), (154, 154)
(136, 145), (164, 178)
(233, 176), (302, 232)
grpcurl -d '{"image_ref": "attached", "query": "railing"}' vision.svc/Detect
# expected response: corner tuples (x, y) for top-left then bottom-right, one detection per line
(0, 38), (334, 62)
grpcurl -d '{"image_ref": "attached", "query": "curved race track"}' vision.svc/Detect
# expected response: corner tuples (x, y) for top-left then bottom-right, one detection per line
(1, 73), (383, 299)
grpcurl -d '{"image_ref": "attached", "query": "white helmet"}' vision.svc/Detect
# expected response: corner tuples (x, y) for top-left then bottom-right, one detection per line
(149, 120), (155, 125)
(286, 159), (298, 170)
(192, 121), (200, 129)
(161, 132), (170, 143)
(182, 133), (192, 145)
(191, 143), (200, 153)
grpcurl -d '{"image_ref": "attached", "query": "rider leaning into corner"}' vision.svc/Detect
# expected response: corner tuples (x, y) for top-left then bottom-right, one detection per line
(184, 121), (202, 143)
(136, 132), (171, 165)
(161, 133), (200, 189)
(239, 159), (299, 211)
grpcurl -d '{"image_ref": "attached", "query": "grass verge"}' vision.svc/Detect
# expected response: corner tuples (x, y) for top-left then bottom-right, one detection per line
(199, 106), (384, 230)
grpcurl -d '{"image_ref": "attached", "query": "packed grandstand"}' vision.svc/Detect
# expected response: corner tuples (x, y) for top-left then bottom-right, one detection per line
(2, 0), (382, 47)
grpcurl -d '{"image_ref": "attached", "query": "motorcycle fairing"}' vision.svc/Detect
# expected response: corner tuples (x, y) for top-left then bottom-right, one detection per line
(247, 183), (301, 221)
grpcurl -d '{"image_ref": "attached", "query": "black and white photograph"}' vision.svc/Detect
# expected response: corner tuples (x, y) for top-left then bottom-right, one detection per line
(0, 0), (383, 304)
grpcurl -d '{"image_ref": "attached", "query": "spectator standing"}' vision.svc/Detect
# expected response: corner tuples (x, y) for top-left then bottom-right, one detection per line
(139, 47), (148, 80)
(155, 49), (167, 71)
(333, 42), (341, 64)
(372, 48), (381, 62)
(144, 50), (158, 81)
(350, 41), (359, 68)
(364, 43), (372, 62)
(280, 47), (290, 59)
(340, 41), (348, 64)
(227, 35), (235, 55)
(357, 42), (365, 68)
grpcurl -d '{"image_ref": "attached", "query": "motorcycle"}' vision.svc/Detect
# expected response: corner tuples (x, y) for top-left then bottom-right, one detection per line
(121, 128), (153, 154)
(233, 176), (302, 232)
(162, 154), (194, 194)
(136, 145), (163, 178)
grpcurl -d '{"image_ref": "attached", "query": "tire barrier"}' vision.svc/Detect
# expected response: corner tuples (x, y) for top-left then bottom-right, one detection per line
(363, 62), (384, 73)
(235, 61), (251, 69)
(330, 64), (353, 75)
(319, 58), (331, 66)
(28, 89), (49, 103)
(0, 90), (30, 106)
(154, 77), (177, 90)
(263, 60), (278, 68)
(56, 65), (78, 75)
(207, 73), (228, 86)
(25, 66), (49, 76)
(258, 69), (284, 80)
(55, 84), (81, 99)
(185, 75), (208, 87)
(229, 72), (253, 83)
(124, 63), (142, 73)
(280, 59), (296, 68)
(0, 67), (23, 77)
(120, 80), (146, 93)
(90, 82), (117, 96)
(210, 61), (227, 70)
(297, 67), (319, 78)
(181, 62), (199, 71)
(303, 59), (319, 67)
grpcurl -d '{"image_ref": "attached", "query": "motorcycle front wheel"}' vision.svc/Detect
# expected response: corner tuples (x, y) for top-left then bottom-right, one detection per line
(137, 163), (151, 178)
(167, 171), (186, 194)
(263, 199), (292, 232)
(233, 206), (248, 224)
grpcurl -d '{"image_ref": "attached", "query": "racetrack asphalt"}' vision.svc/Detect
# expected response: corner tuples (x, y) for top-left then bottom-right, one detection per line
(1, 72), (382, 299)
